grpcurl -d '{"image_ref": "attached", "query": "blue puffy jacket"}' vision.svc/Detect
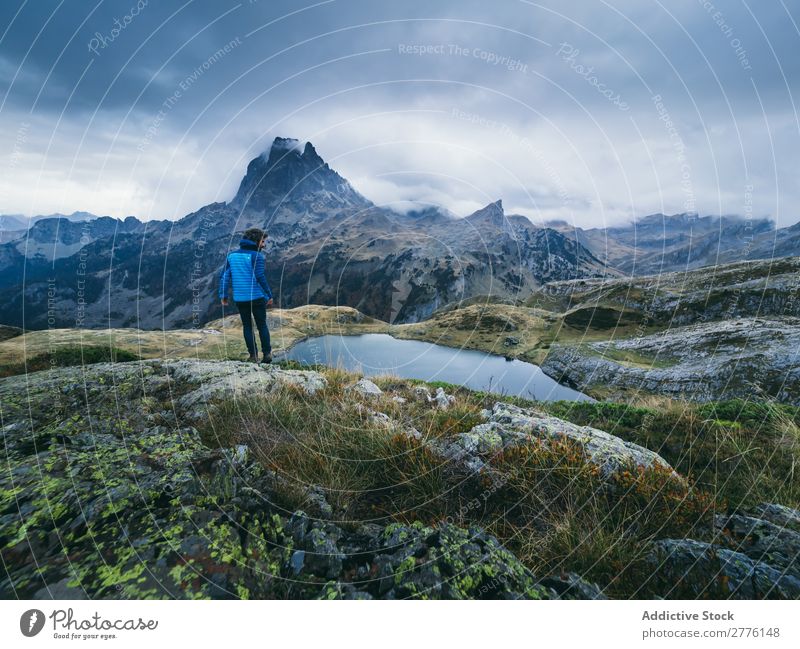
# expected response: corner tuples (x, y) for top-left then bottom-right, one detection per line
(218, 238), (273, 302)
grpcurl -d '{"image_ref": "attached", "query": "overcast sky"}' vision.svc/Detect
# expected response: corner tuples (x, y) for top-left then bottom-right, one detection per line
(1, 0), (798, 227)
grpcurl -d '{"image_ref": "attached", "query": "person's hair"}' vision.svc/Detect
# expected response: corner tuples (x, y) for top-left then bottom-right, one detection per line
(242, 227), (266, 243)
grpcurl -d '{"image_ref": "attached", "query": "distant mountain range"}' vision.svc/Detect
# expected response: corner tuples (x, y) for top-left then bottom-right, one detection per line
(1, 137), (797, 330)
(0, 211), (106, 244)
(0, 211), (101, 232)
(0, 138), (609, 329)
(545, 212), (800, 275)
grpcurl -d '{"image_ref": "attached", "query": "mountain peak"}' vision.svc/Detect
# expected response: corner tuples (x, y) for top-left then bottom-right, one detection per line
(270, 136), (302, 151)
(233, 137), (370, 213)
(487, 199), (503, 213)
(302, 140), (323, 163)
(466, 199), (504, 221)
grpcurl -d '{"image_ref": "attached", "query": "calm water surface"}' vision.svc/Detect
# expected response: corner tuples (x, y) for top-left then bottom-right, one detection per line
(283, 334), (592, 402)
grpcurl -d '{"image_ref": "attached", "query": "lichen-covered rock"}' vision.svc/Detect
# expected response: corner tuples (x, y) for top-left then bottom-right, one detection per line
(542, 317), (800, 405)
(0, 360), (559, 600)
(460, 402), (676, 480)
(410, 385), (455, 409)
(750, 503), (800, 532)
(346, 378), (383, 398)
(645, 538), (800, 599)
(714, 512), (800, 580)
(0, 416), (291, 599)
(433, 387), (456, 409)
(269, 513), (563, 600)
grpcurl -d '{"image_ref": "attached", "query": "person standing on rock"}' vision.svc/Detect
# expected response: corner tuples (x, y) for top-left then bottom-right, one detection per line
(219, 227), (274, 364)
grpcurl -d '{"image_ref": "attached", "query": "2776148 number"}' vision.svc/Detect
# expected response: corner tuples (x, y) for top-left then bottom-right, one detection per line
(728, 628), (780, 638)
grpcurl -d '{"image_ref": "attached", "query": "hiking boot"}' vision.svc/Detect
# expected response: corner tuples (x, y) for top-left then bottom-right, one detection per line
(247, 355), (258, 363)
(261, 352), (272, 365)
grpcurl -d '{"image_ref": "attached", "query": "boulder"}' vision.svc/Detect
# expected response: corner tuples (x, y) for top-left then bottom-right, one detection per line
(750, 503), (800, 532)
(645, 538), (800, 599)
(0, 359), (566, 600)
(433, 387), (456, 409)
(456, 401), (676, 480)
(456, 423), (505, 455)
(347, 378), (383, 398)
(713, 511), (800, 580)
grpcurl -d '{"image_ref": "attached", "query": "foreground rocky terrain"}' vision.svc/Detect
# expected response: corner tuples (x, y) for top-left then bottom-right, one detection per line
(1, 359), (798, 599)
(536, 257), (800, 403)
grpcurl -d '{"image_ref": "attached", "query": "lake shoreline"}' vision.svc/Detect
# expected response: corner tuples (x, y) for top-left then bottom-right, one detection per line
(282, 332), (593, 402)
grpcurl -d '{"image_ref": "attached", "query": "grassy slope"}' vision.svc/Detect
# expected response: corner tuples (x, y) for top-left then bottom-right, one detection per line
(391, 302), (652, 366)
(0, 301), (651, 371)
(199, 364), (800, 597)
(0, 305), (389, 366)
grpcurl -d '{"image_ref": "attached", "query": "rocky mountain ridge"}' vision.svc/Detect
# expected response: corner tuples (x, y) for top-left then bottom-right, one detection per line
(547, 212), (800, 274)
(0, 137), (609, 330)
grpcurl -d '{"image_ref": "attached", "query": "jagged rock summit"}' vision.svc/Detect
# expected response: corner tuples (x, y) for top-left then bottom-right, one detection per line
(232, 136), (370, 213)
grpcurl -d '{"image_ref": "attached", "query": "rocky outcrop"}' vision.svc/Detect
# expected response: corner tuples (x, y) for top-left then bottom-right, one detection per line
(644, 503), (800, 599)
(542, 317), (800, 404)
(440, 401), (675, 479)
(645, 539), (800, 599)
(284, 514), (586, 600)
(0, 358), (327, 427)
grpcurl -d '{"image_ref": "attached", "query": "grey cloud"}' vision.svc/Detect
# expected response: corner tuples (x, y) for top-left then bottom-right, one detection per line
(0, 0), (797, 226)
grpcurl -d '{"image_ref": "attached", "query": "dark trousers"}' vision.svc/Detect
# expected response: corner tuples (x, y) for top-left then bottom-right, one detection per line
(235, 298), (271, 358)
